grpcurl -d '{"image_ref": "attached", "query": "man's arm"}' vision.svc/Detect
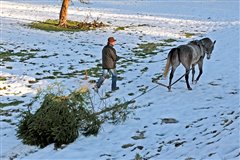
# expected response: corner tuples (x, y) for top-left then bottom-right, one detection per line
(108, 48), (117, 61)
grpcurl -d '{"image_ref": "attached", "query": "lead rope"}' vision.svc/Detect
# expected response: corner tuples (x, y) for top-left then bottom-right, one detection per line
(126, 68), (193, 104)
(169, 68), (193, 87)
(93, 69), (194, 106)
(93, 67), (192, 105)
(129, 84), (159, 103)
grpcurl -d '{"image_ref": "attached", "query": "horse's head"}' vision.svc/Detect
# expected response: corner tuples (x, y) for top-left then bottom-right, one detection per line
(200, 38), (216, 59)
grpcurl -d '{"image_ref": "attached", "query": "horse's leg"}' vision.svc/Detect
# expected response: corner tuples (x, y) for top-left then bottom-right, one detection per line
(168, 49), (180, 91)
(196, 60), (203, 82)
(168, 67), (176, 91)
(192, 64), (196, 84)
(185, 67), (192, 90)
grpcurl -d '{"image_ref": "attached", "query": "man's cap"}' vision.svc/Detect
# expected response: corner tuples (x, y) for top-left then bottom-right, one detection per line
(108, 37), (116, 43)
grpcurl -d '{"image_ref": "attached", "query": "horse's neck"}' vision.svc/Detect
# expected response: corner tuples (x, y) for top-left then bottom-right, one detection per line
(188, 43), (205, 59)
(199, 45), (205, 58)
(199, 40), (208, 58)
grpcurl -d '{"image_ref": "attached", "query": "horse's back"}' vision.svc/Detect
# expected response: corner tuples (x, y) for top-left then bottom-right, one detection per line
(177, 44), (202, 65)
(177, 44), (194, 58)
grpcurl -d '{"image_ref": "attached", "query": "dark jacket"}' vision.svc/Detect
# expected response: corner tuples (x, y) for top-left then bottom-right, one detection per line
(102, 44), (117, 69)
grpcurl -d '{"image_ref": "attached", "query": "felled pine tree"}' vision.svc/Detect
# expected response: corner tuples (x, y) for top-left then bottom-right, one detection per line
(17, 89), (102, 149)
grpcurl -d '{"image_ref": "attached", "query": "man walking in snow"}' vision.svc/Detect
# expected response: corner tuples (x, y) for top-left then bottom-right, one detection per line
(94, 37), (119, 92)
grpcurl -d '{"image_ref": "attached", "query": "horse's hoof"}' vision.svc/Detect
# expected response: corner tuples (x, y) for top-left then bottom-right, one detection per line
(188, 87), (192, 90)
(192, 80), (197, 84)
(167, 86), (171, 92)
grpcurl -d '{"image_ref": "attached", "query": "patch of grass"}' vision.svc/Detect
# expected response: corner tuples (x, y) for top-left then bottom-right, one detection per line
(138, 86), (148, 93)
(30, 48), (44, 52)
(35, 72), (43, 76)
(0, 100), (24, 108)
(115, 26), (125, 31)
(117, 76), (124, 81)
(128, 93), (134, 96)
(140, 67), (148, 74)
(1, 109), (21, 117)
(0, 77), (7, 81)
(184, 32), (196, 38)
(151, 74), (163, 83)
(59, 71), (81, 78)
(139, 43), (158, 54)
(0, 49), (37, 62)
(135, 153), (143, 160)
(132, 42), (174, 58)
(0, 110), (12, 117)
(40, 76), (56, 80)
(86, 65), (102, 77)
(29, 19), (108, 32)
(163, 38), (177, 43)
(68, 65), (75, 70)
(131, 134), (145, 140)
(52, 71), (62, 76)
(2, 119), (12, 123)
(115, 24), (149, 32)
(161, 118), (179, 124)
(117, 69), (125, 74)
(6, 66), (13, 69)
(37, 66), (102, 80)
(122, 143), (135, 149)
(55, 66), (102, 79)
(38, 53), (58, 59)
(0, 51), (14, 62)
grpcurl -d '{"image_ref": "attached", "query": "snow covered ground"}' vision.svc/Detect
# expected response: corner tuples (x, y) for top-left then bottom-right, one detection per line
(1, 0), (239, 159)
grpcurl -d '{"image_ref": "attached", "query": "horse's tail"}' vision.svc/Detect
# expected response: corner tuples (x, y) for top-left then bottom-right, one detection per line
(163, 48), (179, 78)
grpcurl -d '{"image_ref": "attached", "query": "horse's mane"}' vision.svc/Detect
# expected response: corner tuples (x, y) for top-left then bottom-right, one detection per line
(188, 40), (201, 46)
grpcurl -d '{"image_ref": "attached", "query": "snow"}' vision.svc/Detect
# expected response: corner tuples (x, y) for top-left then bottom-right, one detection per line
(1, 0), (239, 160)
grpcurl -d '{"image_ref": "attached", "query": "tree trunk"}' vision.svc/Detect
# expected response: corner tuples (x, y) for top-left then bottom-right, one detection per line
(59, 0), (69, 27)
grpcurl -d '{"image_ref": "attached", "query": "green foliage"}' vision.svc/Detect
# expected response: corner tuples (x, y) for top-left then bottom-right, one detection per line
(17, 82), (130, 149)
(29, 19), (107, 32)
(17, 94), (79, 148)
(17, 89), (101, 148)
(69, 89), (102, 136)
(100, 101), (130, 124)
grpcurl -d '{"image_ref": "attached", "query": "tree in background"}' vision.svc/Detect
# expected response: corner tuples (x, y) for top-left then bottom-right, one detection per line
(59, 0), (89, 27)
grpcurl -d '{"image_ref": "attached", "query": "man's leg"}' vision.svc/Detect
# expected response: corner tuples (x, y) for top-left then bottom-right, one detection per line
(109, 69), (118, 91)
(96, 69), (109, 89)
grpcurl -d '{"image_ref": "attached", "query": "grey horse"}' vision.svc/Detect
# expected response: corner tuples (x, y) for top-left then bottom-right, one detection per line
(163, 38), (216, 91)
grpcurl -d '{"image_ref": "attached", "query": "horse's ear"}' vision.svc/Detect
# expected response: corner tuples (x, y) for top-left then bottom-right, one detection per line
(213, 40), (216, 44)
